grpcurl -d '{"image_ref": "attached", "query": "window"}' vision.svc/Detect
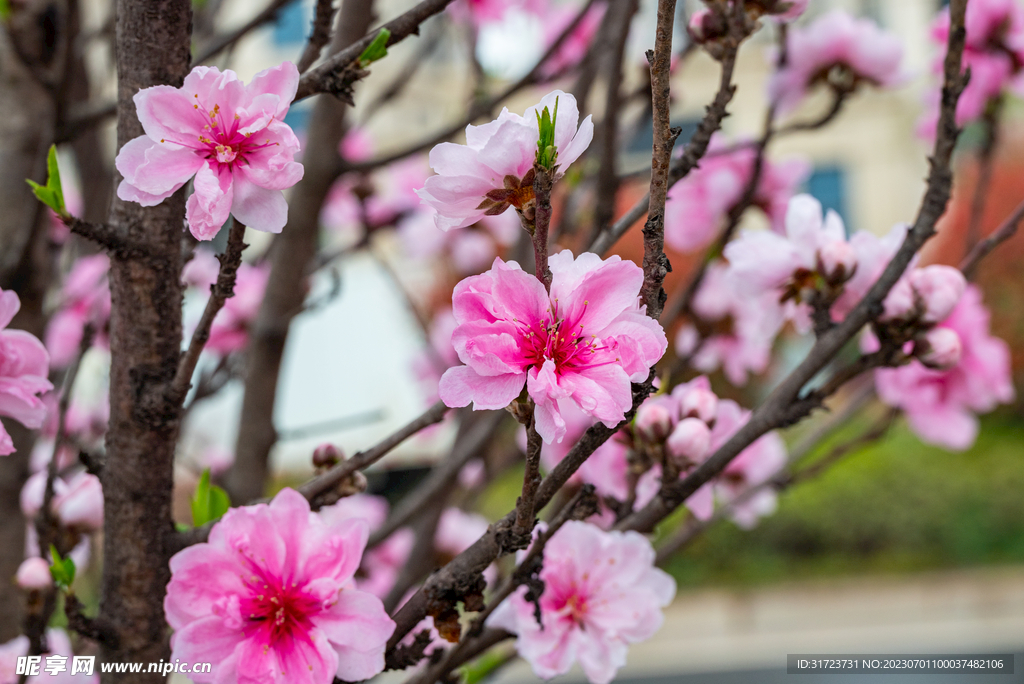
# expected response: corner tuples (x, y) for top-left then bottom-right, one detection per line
(273, 0), (312, 46)
(806, 165), (850, 233)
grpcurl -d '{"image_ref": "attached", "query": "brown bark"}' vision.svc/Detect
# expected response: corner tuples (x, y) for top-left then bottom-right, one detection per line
(227, 0), (376, 505)
(0, 0), (63, 642)
(97, 0), (192, 680)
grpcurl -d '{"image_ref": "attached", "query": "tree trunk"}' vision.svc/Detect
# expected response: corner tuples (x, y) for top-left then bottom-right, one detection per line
(98, 0), (191, 680)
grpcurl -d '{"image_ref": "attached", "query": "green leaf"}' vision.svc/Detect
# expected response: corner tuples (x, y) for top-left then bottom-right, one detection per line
(25, 145), (67, 218)
(191, 468), (231, 527)
(358, 28), (391, 66)
(49, 545), (76, 589)
(534, 96), (559, 170)
(458, 649), (509, 684)
(0, 0), (11, 21)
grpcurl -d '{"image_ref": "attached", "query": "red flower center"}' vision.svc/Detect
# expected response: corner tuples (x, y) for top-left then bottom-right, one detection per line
(241, 575), (320, 644)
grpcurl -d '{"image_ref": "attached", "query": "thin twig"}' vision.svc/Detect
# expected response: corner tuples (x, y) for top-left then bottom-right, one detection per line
(174, 400), (451, 551)
(638, 0), (680, 319)
(532, 165), (554, 290)
(296, 400), (449, 500)
(964, 98), (1001, 252)
(589, 32), (739, 256)
(296, 0), (337, 73)
(409, 486), (596, 683)
(514, 414), (544, 539)
(655, 407), (897, 564)
(590, 0), (641, 241)
(193, 0), (299, 65)
(369, 411), (504, 548)
(959, 196), (1024, 280)
(168, 220), (248, 406)
(344, 0), (602, 172)
(295, 0), (458, 101)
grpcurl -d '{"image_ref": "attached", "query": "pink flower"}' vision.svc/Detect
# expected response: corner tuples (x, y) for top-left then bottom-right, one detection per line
(527, 398), (627, 501)
(397, 210), (516, 274)
(45, 255), (111, 369)
(448, 0), (546, 28)
(918, 327), (962, 369)
(0, 630), (98, 684)
(0, 289), (52, 456)
(881, 265), (966, 324)
(185, 251), (270, 354)
(676, 261), (785, 385)
(724, 194), (856, 333)
(666, 417), (711, 465)
(322, 157), (430, 245)
(770, 10), (904, 114)
(417, 91), (593, 231)
(319, 494), (414, 600)
(489, 521), (675, 684)
(634, 400), (673, 442)
(830, 223), (906, 321)
(16, 556), (52, 590)
(665, 137), (810, 253)
(21, 470), (104, 533)
(165, 488), (395, 683)
(874, 286), (1015, 451)
(711, 399), (787, 529)
(539, 3), (606, 80)
(435, 507), (489, 558)
(920, 0), (1024, 135)
(439, 251), (667, 443)
(116, 63), (304, 240)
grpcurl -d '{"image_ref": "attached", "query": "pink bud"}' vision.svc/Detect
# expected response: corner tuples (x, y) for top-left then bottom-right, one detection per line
(16, 557), (52, 590)
(54, 472), (103, 532)
(679, 388), (718, 423)
(666, 418), (712, 465)
(313, 443), (343, 468)
(818, 240), (856, 282)
(911, 266), (966, 323)
(635, 401), (673, 442)
(688, 7), (727, 43)
(881, 277), (916, 320)
(918, 327), (962, 369)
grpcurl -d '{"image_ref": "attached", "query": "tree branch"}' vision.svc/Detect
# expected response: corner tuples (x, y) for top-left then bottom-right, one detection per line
(296, 0), (337, 73)
(192, 0), (298, 65)
(168, 220), (247, 407)
(959, 195), (1024, 280)
(589, 31), (739, 256)
(344, 0), (602, 173)
(616, 0), (970, 535)
(294, 0), (457, 101)
(638, 0), (680, 319)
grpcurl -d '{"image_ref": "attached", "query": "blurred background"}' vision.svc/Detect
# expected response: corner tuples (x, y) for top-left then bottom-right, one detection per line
(28, 0), (1024, 679)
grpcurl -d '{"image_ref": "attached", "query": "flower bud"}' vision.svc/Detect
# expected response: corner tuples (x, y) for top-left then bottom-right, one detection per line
(688, 7), (730, 46)
(881, 277), (915, 321)
(55, 472), (103, 532)
(917, 327), (962, 369)
(313, 443), (343, 468)
(818, 240), (856, 283)
(679, 387), (718, 424)
(16, 557), (52, 590)
(666, 418), (712, 465)
(635, 401), (673, 442)
(911, 266), (966, 323)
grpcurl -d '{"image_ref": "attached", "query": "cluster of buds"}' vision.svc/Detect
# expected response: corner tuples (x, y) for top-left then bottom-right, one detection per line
(633, 379), (720, 479)
(875, 265), (968, 370)
(311, 443), (367, 506)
